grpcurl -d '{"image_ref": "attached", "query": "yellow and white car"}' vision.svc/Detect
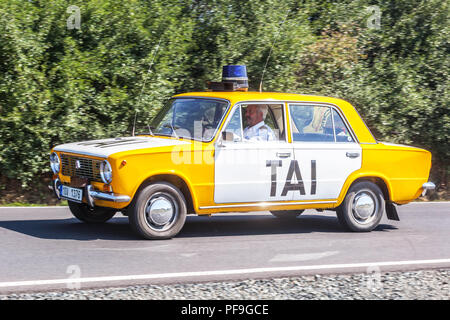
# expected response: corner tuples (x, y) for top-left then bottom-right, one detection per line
(49, 71), (435, 239)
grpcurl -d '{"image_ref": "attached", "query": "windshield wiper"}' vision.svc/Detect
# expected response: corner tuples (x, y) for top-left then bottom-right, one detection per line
(147, 125), (155, 136)
(136, 126), (155, 137)
(163, 123), (180, 139)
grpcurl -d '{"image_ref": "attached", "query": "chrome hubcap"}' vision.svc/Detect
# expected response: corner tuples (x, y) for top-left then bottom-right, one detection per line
(145, 193), (178, 231)
(352, 190), (377, 224)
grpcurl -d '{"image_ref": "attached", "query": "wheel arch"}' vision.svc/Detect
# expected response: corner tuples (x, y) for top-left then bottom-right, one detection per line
(338, 173), (392, 206)
(131, 173), (196, 215)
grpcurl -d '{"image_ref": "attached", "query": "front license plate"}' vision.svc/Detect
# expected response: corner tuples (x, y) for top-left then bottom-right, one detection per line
(60, 185), (83, 202)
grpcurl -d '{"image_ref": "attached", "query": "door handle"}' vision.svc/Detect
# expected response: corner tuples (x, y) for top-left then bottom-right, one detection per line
(346, 152), (360, 158)
(276, 152), (291, 158)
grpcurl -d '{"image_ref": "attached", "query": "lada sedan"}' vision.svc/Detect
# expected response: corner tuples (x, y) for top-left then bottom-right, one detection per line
(49, 90), (435, 239)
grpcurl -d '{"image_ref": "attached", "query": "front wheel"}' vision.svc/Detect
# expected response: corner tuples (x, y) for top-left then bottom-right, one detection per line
(128, 182), (187, 240)
(336, 181), (385, 232)
(68, 201), (116, 223)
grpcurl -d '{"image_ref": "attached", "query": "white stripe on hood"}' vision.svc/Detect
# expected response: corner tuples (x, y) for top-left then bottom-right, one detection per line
(53, 136), (189, 158)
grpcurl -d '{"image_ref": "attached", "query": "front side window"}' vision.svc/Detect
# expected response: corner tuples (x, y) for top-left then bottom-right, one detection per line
(222, 106), (243, 142)
(151, 98), (229, 141)
(222, 103), (286, 143)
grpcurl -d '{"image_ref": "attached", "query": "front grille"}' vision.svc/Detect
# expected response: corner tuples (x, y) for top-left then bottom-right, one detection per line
(61, 154), (102, 182)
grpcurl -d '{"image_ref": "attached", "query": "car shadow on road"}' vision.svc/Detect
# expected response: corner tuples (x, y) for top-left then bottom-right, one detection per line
(0, 213), (397, 241)
(0, 217), (135, 241)
(178, 214), (397, 238)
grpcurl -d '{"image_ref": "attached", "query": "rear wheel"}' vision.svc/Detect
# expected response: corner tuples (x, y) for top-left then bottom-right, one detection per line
(128, 182), (187, 240)
(270, 210), (304, 219)
(68, 201), (116, 223)
(336, 181), (385, 232)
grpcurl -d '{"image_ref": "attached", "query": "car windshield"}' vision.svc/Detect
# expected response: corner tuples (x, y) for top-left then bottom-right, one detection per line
(151, 98), (229, 141)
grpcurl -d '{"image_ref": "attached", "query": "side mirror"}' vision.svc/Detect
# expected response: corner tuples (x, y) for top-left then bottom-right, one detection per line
(222, 131), (234, 142)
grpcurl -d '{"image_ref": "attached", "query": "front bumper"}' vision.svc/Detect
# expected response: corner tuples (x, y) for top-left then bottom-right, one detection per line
(86, 185), (130, 203)
(49, 179), (130, 206)
(422, 182), (436, 196)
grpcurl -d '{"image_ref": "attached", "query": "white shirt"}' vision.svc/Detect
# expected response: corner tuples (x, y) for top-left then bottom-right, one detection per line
(243, 121), (276, 141)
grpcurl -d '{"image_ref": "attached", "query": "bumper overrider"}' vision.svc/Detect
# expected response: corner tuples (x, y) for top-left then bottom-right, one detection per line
(49, 178), (130, 207)
(422, 182), (436, 196)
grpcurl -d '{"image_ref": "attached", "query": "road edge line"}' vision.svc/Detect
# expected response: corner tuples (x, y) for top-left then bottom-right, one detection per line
(0, 258), (449, 288)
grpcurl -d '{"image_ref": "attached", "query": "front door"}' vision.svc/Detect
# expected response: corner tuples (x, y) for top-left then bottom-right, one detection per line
(214, 103), (293, 203)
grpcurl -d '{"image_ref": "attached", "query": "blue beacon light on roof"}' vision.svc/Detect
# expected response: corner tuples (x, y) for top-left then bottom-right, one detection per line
(222, 65), (248, 80)
(207, 65), (249, 92)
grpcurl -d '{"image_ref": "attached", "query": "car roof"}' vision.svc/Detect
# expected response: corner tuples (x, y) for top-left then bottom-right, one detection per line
(173, 91), (345, 105)
(172, 91), (377, 144)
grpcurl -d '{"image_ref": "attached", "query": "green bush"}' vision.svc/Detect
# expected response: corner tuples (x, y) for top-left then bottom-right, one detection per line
(0, 0), (447, 197)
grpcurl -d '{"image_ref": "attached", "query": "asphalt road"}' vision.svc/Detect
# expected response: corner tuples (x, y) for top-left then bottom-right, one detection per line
(0, 202), (448, 294)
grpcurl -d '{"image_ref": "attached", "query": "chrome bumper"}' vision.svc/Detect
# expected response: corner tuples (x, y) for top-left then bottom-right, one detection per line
(87, 185), (130, 203)
(50, 180), (130, 205)
(422, 182), (436, 196)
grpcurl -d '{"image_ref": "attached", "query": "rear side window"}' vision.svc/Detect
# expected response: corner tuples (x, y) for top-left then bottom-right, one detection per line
(289, 105), (334, 142)
(332, 109), (354, 142)
(289, 104), (354, 143)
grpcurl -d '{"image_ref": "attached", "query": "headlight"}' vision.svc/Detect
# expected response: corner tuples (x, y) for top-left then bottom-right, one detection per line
(100, 160), (113, 184)
(50, 152), (60, 174)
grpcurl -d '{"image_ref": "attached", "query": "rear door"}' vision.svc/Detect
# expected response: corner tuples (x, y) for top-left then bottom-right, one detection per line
(287, 103), (362, 201)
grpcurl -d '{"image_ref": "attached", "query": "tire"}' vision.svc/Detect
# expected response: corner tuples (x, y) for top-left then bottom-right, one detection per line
(336, 181), (385, 232)
(68, 201), (116, 223)
(270, 210), (304, 219)
(128, 182), (187, 240)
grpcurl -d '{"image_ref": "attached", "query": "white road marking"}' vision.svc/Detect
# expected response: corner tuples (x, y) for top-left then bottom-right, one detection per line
(270, 251), (339, 262)
(0, 258), (449, 289)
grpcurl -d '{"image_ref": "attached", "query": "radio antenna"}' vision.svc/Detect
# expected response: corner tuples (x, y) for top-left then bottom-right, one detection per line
(132, 37), (162, 136)
(259, 9), (291, 93)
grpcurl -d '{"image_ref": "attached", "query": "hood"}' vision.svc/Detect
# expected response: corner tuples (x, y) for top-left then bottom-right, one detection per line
(53, 136), (189, 158)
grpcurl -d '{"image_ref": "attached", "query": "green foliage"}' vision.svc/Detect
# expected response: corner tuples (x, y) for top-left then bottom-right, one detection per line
(292, 0), (449, 187)
(0, 0), (194, 185)
(180, 0), (314, 91)
(0, 0), (448, 192)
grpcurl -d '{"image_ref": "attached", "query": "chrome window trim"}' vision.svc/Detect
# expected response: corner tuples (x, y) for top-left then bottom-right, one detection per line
(151, 97), (231, 143)
(220, 101), (289, 144)
(287, 102), (359, 144)
(220, 104), (244, 142)
(331, 108), (336, 142)
(331, 107), (357, 144)
(163, 97), (364, 144)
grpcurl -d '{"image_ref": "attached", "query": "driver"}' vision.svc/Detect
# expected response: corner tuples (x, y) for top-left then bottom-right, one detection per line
(243, 104), (275, 141)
